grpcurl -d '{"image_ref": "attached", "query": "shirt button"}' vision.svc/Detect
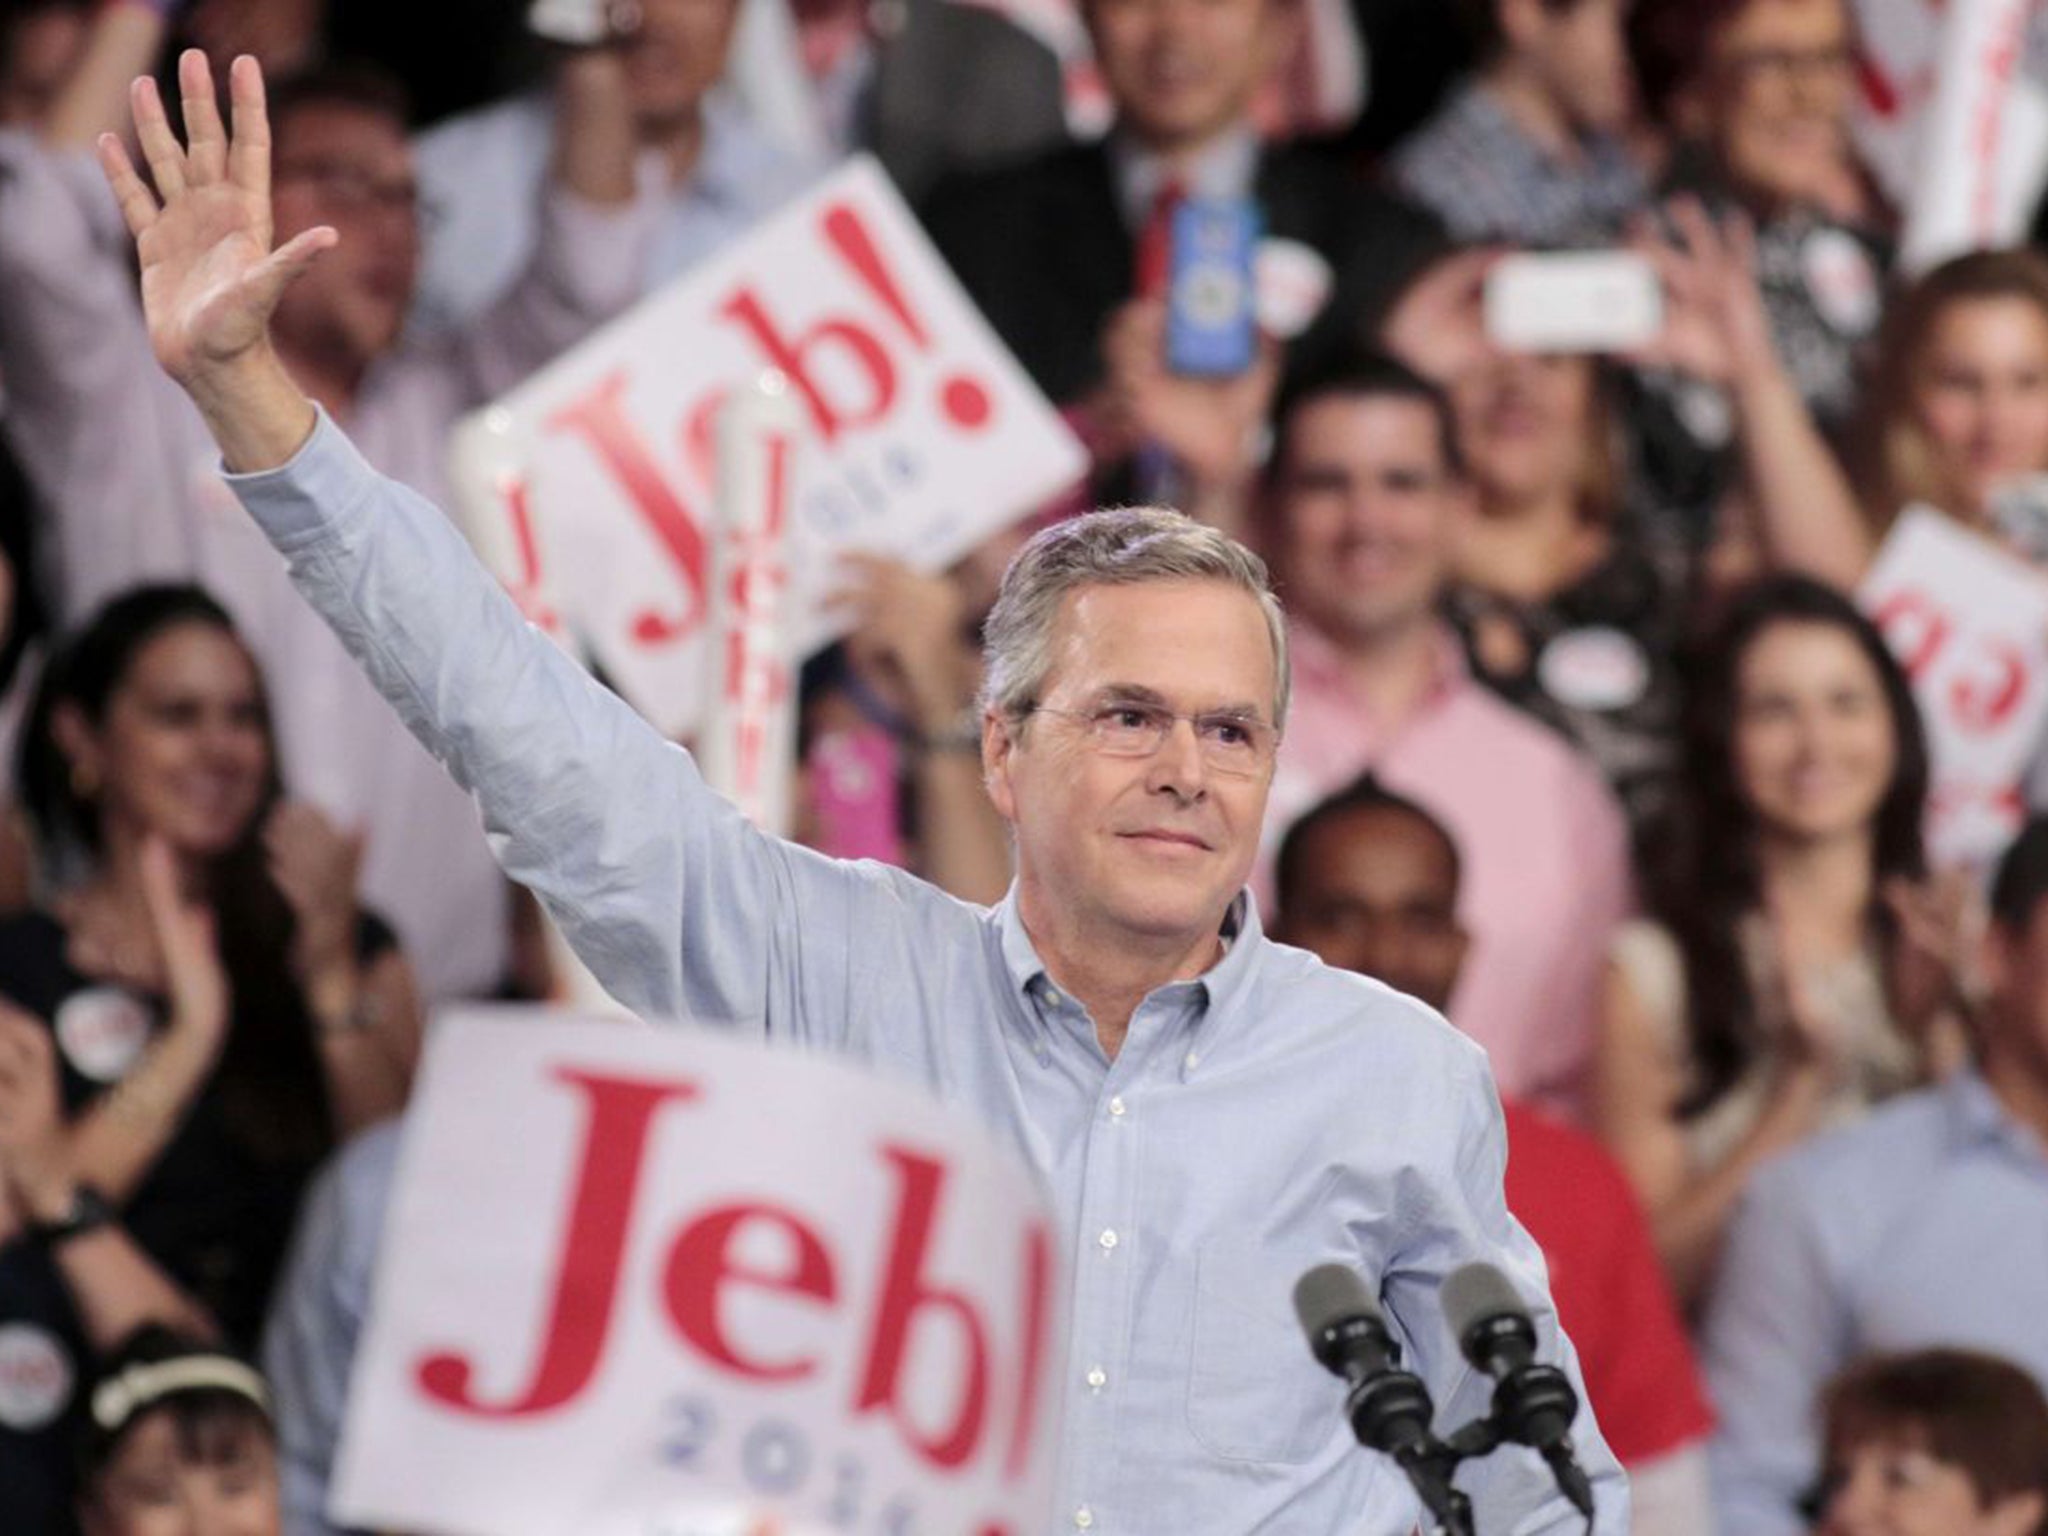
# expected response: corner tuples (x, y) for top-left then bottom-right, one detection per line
(1108, 1095), (1127, 1119)
(1184, 1050), (1201, 1070)
(1074, 1508), (1094, 1530)
(1098, 1228), (1119, 1251)
(1086, 1366), (1107, 1391)
(1044, 987), (1063, 1008)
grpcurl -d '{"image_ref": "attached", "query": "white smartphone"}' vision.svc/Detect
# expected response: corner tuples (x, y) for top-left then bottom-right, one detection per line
(1483, 251), (1664, 354)
(528, 0), (613, 45)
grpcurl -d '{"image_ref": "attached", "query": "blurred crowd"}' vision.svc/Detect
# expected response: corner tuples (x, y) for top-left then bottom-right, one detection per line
(1, 0), (2047, 1533)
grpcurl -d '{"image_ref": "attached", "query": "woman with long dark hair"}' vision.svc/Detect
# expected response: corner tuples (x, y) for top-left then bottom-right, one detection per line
(0, 584), (417, 1347)
(1594, 575), (1963, 1303)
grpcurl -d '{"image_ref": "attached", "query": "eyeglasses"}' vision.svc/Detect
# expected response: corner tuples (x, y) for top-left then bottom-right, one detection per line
(1718, 44), (1855, 90)
(274, 159), (435, 226)
(1024, 702), (1279, 777)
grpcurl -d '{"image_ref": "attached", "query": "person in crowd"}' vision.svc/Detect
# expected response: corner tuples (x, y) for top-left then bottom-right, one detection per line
(0, 0), (86, 128)
(921, 0), (1445, 445)
(180, 0), (327, 78)
(1273, 776), (1716, 1536)
(1403, 201), (1872, 835)
(800, 550), (1014, 901)
(1388, 0), (1645, 244)
(1702, 818), (2048, 1532)
(1806, 1350), (2048, 1536)
(1853, 249), (2048, 553)
(102, 52), (1629, 1530)
(1256, 350), (1634, 1111)
(411, 0), (813, 336)
(3, 1001), (215, 1536)
(1631, 0), (1885, 438)
(0, 1), (651, 1001)
(2, 585), (418, 1351)
(1597, 576), (1968, 1306)
(76, 1326), (282, 1536)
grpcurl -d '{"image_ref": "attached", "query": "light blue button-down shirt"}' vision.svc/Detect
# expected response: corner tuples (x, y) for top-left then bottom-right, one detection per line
(1702, 1071), (2048, 1536)
(227, 414), (1626, 1534)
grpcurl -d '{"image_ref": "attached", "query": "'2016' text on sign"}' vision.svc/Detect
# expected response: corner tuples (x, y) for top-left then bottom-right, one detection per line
(450, 157), (1087, 738)
(332, 1013), (1063, 1536)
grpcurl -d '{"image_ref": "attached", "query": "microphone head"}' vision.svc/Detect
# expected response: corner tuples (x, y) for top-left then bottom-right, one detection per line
(1442, 1261), (1530, 1341)
(1293, 1262), (1381, 1340)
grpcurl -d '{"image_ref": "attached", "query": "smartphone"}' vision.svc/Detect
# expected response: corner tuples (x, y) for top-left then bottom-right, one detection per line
(1166, 198), (1263, 377)
(1484, 251), (1663, 354)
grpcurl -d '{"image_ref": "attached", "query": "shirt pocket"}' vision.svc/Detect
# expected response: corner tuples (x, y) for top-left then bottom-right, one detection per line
(1185, 1238), (1334, 1465)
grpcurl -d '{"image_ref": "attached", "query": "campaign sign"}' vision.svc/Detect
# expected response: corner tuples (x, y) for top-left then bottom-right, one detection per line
(448, 156), (1088, 737)
(1862, 506), (2048, 867)
(330, 1012), (1064, 1536)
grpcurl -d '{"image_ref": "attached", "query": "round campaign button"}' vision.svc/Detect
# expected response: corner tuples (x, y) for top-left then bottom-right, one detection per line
(1802, 226), (1881, 338)
(54, 987), (154, 1084)
(0, 1324), (74, 1431)
(1537, 626), (1652, 713)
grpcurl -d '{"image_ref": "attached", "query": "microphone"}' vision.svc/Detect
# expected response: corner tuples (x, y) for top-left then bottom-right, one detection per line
(1294, 1264), (1469, 1535)
(1441, 1263), (1596, 1522)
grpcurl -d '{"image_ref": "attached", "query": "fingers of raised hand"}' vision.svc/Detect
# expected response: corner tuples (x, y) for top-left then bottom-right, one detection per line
(178, 49), (230, 186)
(130, 74), (188, 203)
(226, 55), (274, 205)
(97, 134), (161, 239)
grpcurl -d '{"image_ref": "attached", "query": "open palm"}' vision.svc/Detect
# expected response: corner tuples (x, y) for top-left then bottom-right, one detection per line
(96, 50), (335, 388)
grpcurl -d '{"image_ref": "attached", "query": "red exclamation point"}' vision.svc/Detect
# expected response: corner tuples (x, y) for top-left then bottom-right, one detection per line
(822, 202), (994, 433)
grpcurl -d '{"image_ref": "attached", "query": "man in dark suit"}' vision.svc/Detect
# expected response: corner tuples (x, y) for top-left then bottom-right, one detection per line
(920, 0), (1444, 438)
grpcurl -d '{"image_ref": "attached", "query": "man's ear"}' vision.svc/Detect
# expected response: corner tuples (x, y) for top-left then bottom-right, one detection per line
(983, 707), (1020, 823)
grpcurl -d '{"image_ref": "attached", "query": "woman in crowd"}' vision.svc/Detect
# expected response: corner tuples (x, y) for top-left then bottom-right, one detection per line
(1630, 0), (1887, 438)
(1809, 1350), (2048, 1536)
(0, 585), (418, 1348)
(1854, 248), (2048, 556)
(1387, 200), (1872, 839)
(1594, 576), (1964, 1304)
(77, 1326), (282, 1536)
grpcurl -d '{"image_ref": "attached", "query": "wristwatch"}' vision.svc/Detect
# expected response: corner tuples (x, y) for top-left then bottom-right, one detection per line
(30, 1184), (114, 1248)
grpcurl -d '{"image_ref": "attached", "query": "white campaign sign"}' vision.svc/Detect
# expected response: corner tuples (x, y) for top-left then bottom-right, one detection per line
(448, 156), (1087, 737)
(331, 1011), (1064, 1536)
(1861, 506), (2048, 867)
(1855, 0), (2048, 273)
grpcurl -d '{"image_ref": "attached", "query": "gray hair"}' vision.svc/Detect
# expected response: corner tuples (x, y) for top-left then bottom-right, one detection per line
(980, 506), (1291, 730)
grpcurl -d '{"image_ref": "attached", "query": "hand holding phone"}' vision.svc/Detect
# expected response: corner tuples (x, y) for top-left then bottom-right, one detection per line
(1166, 198), (1263, 377)
(1483, 251), (1663, 355)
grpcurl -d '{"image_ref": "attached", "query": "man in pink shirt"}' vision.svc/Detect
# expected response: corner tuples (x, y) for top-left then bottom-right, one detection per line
(1257, 353), (1633, 1111)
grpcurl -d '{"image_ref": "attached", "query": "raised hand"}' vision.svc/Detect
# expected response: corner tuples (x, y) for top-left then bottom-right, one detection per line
(137, 835), (230, 1048)
(97, 50), (335, 389)
(1626, 198), (1780, 390)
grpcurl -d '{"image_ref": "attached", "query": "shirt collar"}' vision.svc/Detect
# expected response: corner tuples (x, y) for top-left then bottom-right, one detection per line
(1109, 123), (1261, 231)
(994, 885), (1265, 1033)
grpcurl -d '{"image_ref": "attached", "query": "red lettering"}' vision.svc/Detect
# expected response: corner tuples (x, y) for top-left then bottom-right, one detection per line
(720, 288), (898, 444)
(855, 1147), (991, 1469)
(415, 1069), (698, 1419)
(499, 475), (561, 636)
(1952, 636), (2028, 732)
(663, 1204), (837, 1381)
(547, 373), (707, 644)
(1872, 590), (1952, 678)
